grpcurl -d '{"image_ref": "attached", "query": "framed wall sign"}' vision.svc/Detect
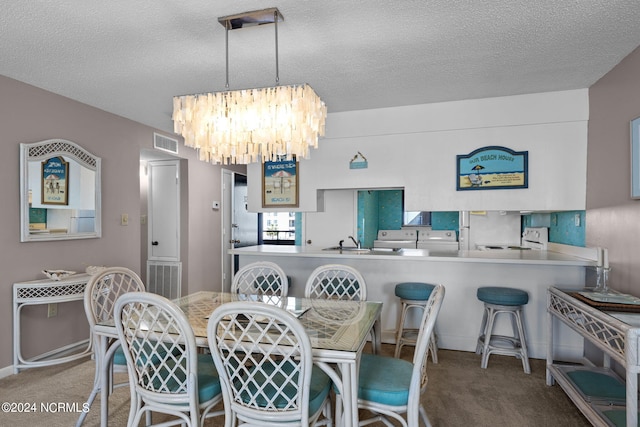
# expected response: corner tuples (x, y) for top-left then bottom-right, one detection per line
(457, 146), (528, 191)
(41, 156), (69, 205)
(631, 117), (640, 198)
(262, 159), (299, 208)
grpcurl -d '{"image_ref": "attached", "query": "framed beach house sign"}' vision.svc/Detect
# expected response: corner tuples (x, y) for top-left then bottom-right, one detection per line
(456, 146), (528, 191)
(41, 156), (69, 205)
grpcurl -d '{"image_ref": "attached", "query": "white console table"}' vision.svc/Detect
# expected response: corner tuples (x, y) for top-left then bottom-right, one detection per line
(13, 273), (92, 374)
(547, 286), (640, 427)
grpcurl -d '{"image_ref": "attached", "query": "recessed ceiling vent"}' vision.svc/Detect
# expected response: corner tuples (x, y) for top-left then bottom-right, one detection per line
(153, 133), (179, 154)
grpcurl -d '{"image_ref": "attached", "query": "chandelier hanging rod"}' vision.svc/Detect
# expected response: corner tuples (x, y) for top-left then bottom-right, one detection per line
(218, 8), (283, 89)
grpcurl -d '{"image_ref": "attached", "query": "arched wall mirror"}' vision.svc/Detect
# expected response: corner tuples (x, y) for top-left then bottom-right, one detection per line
(20, 139), (102, 242)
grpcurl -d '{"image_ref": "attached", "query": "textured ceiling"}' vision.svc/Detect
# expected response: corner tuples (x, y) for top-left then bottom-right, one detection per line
(2, 1), (640, 134)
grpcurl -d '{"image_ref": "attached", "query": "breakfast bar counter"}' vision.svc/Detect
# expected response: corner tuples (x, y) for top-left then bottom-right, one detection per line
(230, 244), (594, 265)
(231, 245), (596, 360)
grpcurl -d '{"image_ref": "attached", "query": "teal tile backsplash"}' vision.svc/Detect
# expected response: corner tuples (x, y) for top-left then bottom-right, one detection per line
(522, 211), (585, 247)
(354, 190), (585, 249)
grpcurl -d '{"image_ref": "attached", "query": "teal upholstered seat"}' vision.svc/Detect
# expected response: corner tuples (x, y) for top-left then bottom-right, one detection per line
(115, 341), (179, 367)
(336, 284), (445, 427)
(78, 267), (147, 426)
(395, 282), (435, 301)
(476, 286), (531, 373)
(476, 286), (529, 306)
(208, 301), (333, 427)
(151, 353), (222, 403)
(358, 353), (413, 406)
(114, 292), (223, 426)
(232, 261), (289, 297)
(601, 408), (640, 426)
(112, 347), (127, 366)
(239, 361), (331, 416)
(256, 275), (292, 291)
(394, 282), (439, 361)
(566, 370), (626, 402)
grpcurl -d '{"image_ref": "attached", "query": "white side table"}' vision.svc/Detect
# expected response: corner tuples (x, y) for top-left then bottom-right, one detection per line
(547, 286), (640, 427)
(13, 273), (92, 374)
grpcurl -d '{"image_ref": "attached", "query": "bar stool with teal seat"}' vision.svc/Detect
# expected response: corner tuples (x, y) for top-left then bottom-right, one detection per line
(394, 282), (439, 362)
(476, 286), (531, 374)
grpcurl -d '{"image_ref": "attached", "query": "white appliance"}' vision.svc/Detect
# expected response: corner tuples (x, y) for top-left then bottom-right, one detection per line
(373, 229), (417, 249)
(477, 227), (549, 250)
(416, 229), (459, 252)
(69, 209), (96, 233)
(521, 227), (549, 249)
(467, 211), (522, 250)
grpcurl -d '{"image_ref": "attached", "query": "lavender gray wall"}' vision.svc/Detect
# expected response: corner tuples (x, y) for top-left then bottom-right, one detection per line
(0, 75), (243, 369)
(587, 46), (640, 294)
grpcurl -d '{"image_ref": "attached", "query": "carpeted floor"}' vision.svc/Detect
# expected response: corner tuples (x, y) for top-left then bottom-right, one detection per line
(0, 344), (590, 426)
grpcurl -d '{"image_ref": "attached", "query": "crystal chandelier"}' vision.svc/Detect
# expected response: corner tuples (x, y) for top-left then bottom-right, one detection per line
(172, 8), (327, 165)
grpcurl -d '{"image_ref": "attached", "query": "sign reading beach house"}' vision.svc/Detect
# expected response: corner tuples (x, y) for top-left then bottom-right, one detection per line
(41, 156), (69, 205)
(456, 146), (528, 191)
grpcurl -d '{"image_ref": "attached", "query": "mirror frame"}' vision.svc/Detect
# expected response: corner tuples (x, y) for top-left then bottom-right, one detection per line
(20, 139), (102, 242)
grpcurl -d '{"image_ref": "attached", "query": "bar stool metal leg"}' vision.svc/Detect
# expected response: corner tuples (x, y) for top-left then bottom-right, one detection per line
(476, 303), (531, 374)
(476, 286), (530, 374)
(395, 298), (438, 362)
(394, 282), (439, 362)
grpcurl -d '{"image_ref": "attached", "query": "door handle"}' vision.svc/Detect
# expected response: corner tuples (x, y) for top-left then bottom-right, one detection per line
(229, 239), (240, 244)
(306, 239), (312, 244)
(151, 241), (159, 246)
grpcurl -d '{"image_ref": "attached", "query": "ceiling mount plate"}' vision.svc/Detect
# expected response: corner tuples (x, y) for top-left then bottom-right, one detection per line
(218, 7), (284, 30)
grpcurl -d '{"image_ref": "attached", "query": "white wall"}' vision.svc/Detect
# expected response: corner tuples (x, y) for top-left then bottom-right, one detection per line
(247, 89), (589, 213)
(302, 189), (357, 249)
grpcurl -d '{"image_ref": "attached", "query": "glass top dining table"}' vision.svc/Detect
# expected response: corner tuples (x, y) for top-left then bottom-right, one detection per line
(92, 291), (382, 427)
(177, 291), (382, 352)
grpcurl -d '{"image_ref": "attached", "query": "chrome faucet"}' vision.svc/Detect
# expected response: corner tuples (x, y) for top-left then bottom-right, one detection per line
(348, 235), (361, 249)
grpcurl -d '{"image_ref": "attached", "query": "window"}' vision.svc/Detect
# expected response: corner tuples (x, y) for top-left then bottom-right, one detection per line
(262, 212), (296, 245)
(403, 211), (431, 226)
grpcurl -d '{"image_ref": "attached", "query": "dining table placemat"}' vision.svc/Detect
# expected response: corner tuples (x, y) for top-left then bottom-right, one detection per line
(570, 292), (640, 313)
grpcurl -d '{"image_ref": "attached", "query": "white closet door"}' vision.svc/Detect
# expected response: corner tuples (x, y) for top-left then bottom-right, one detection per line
(148, 160), (180, 261)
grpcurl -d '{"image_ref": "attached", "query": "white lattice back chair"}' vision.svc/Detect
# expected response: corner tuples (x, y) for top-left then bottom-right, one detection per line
(231, 261), (289, 303)
(304, 264), (367, 301)
(304, 264), (377, 353)
(207, 301), (333, 427)
(343, 284), (445, 427)
(77, 267), (145, 426)
(114, 292), (223, 427)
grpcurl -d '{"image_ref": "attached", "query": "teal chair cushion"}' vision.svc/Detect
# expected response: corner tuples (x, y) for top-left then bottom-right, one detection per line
(567, 370), (626, 401)
(477, 286), (528, 306)
(601, 409), (640, 427)
(113, 346), (127, 365)
(357, 353), (413, 406)
(119, 340), (180, 366)
(194, 353), (223, 403)
(150, 353), (221, 403)
(239, 361), (331, 415)
(395, 282), (435, 301)
(319, 278), (360, 298)
(256, 275), (292, 291)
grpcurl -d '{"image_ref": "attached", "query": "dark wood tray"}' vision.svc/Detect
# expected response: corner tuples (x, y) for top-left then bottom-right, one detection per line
(570, 292), (640, 313)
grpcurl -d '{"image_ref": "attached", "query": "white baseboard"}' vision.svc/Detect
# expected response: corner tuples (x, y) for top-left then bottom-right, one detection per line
(0, 364), (14, 379)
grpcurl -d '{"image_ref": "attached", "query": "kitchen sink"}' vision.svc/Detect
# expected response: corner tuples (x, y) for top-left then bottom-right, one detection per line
(322, 246), (403, 254)
(323, 246), (371, 252)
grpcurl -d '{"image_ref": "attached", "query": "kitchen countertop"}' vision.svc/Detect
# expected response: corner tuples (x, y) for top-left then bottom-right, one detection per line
(231, 244), (593, 360)
(230, 245), (595, 267)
